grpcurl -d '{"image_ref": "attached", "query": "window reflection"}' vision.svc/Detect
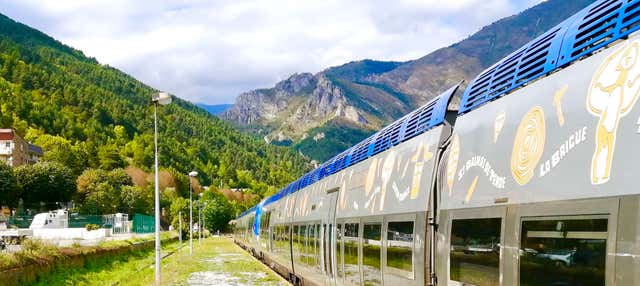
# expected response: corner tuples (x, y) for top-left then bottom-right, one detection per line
(520, 218), (607, 286)
(344, 223), (360, 286)
(386, 221), (414, 280)
(363, 223), (382, 286)
(450, 218), (501, 286)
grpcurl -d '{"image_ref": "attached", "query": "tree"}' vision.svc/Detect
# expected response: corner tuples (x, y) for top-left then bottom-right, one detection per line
(120, 185), (152, 215)
(75, 168), (137, 214)
(15, 162), (75, 210)
(169, 197), (190, 239)
(201, 190), (234, 233)
(0, 163), (19, 208)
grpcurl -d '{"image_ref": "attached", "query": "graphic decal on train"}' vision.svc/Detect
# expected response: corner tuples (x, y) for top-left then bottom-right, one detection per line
(510, 106), (546, 186)
(493, 111), (506, 143)
(587, 39), (640, 185)
(304, 129), (444, 218)
(446, 134), (460, 195)
(553, 85), (568, 126)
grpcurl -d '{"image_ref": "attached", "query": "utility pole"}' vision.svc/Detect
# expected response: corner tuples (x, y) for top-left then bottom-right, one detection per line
(151, 91), (171, 286)
(188, 171), (198, 255)
(198, 203), (202, 244)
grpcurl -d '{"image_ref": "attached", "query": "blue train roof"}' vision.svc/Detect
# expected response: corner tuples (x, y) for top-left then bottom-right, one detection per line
(458, 0), (640, 114)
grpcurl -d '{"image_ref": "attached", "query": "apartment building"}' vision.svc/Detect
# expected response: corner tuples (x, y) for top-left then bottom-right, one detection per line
(0, 129), (43, 167)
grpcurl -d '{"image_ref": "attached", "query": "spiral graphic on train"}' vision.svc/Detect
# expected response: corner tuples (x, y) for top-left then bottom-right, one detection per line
(511, 107), (546, 186)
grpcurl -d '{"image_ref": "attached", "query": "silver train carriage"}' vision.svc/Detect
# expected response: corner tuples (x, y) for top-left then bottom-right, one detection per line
(232, 0), (640, 285)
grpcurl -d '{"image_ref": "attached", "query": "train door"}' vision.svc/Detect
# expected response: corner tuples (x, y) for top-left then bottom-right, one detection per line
(323, 190), (339, 286)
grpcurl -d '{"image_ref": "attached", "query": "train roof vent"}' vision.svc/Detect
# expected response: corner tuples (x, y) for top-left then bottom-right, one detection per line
(403, 83), (458, 141)
(459, 23), (567, 114)
(402, 100), (437, 141)
(558, 0), (640, 66)
(350, 136), (375, 166)
(371, 119), (404, 156)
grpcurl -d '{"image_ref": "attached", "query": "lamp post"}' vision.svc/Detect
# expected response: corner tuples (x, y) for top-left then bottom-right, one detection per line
(202, 202), (206, 239)
(151, 91), (171, 286)
(198, 202), (202, 244)
(188, 171), (198, 255)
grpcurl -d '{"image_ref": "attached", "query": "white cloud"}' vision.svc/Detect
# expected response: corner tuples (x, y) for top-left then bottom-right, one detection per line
(0, 0), (539, 104)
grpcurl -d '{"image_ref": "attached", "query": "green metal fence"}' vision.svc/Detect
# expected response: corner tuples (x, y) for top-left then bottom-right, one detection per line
(68, 215), (111, 228)
(132, 213), (155, 233)
(6, 215), (33, 228)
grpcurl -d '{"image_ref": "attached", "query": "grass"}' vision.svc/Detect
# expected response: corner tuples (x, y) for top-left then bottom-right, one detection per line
(31, 237), (287, 285)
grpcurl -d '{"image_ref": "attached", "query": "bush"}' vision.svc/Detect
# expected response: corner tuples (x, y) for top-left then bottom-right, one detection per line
(85, 224), (100, 231)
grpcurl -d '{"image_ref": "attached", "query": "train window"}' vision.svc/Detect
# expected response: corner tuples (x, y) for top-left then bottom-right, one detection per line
(260, 212), (271, 249)
(336, 224), (344, 279)
(284, 225), (290, 257)
(386, 221), (414, 279)
(307, 224), (317, 267)
(314, 224), (322, 271)
(450, 218), (501, 286)
(344, 222), (360, 285)
(292, 225), (301, 263)
(519, 217), (607, 286)
(363, 223), (382, 286)
(298, 225), (308, 265)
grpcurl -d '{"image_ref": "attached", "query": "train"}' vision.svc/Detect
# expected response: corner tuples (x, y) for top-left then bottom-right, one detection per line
(232, 0), (640, 285)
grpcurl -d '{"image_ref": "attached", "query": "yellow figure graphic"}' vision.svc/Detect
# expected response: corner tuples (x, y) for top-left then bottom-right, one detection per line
(446, 135), (460, 195)
(554, 85), (568, 126)
(588, 40), (640, 185)
(465, 176), (479, 203)
(511, 107), (546, 185)
(409, 143), (433, 199)
(494, 112), (506, 143)
(378, 151), (397, 211)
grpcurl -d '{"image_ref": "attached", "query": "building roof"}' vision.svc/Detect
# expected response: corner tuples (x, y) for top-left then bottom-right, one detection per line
(28, 143), (43, 155)
(0, 129), (14, 141)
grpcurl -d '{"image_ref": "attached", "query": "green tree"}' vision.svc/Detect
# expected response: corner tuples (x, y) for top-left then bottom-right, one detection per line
(75, 168), (136, 214)
(201, 190), (234, 233)
(15, 162), (75, 209)
(168, 197), (190, 239)
(120, 185), (152, 215)
(0, 163), (18, 208)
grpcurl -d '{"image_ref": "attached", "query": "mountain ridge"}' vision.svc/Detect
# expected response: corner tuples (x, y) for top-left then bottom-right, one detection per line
(221, 0), (594, 162)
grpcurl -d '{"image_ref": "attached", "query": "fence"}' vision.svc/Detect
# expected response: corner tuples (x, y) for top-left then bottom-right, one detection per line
(132, 213), (154, 233)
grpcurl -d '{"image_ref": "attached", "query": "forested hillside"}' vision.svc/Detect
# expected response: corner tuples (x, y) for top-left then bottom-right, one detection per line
(0, 13), (310, 200)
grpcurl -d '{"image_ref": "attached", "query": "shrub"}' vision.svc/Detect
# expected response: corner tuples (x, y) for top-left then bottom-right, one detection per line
(85, 224), (100, 231)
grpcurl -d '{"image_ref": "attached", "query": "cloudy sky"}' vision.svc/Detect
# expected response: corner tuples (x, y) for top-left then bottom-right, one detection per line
(0, 0), (542, 104)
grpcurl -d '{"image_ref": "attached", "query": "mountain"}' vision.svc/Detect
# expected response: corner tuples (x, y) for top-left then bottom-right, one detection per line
(197, 103), (233, 116)
(0, 13), (310, 197)
(222, 0), (594, 162)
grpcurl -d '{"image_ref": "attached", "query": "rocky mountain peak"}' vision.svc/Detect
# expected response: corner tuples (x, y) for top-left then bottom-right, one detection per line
(274, 72), (314, 94)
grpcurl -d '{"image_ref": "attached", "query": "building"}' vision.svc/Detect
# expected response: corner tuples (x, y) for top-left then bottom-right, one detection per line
(0, 129), (43, 167)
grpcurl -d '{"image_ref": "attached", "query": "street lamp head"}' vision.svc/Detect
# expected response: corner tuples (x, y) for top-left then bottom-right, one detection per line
(151, 92), (172, 106)
(189, 171), (198, 177)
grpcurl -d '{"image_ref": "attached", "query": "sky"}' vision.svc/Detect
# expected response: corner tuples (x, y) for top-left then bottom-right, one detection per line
(0, 0), (543, 104)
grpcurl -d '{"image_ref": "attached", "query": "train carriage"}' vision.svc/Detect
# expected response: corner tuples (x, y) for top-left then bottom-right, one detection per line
(233, 0), (640, 285)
